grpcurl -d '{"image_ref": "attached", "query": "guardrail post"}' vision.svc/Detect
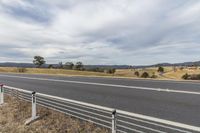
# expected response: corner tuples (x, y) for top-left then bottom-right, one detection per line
(32, 92), (37, 119)
(112, 109), (117, 133)
(25, 91), (39, 125)
(0, 84), (4, 105)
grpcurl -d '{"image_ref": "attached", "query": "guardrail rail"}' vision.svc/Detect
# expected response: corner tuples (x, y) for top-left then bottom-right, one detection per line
(1, 84), (200, 133)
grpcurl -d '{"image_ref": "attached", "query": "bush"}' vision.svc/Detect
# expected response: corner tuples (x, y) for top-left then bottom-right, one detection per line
(190, 74), (200, 80)
(48, 64), (53, 69)
(141, 72), (149, 78)
(157, 66), (164, 73)
(17, 67), (27, 73)
(151, 74), (157, 78)
(107, 68), (116, 74)
(179, 67), (184, 70)
(134, 71), (139, 77)
(86, 67), (105, 73)
(182, 73), (189, 79)
(182, 73), (200, 80)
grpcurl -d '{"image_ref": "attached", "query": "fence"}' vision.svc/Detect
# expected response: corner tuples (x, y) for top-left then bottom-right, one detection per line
(1, 84), (200, 133)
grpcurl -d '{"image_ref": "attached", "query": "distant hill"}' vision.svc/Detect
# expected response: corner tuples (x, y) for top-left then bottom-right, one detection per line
(0, 61), (199, 69)
(150, 61), (200, 67)
(0, 62), (36, 68)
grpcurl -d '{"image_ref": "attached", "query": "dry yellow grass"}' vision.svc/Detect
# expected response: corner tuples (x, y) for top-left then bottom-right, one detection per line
(0, 67), (159, 78)
(115, 67), (200, 80)
(0, 95), (109, 133)
(164, 67), (200, 80)
(0, 67), (200, 80)
(115, 68), (160, 78)
(0, 67), (112, 77)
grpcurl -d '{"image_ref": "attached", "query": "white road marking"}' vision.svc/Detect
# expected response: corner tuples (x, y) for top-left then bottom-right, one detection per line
(0, 74), (200, 95)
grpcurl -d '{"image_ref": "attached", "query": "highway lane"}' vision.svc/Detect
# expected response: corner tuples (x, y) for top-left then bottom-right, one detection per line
(0, 73), (200, 127)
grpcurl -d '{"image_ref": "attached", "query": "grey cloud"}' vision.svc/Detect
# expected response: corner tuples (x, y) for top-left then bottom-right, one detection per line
(0, 0), (200, 65)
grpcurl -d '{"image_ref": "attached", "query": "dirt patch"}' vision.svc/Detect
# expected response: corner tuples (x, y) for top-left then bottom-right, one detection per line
(0, 96), (109, 133)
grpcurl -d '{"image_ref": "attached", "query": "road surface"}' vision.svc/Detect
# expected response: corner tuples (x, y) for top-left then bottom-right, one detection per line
(0, 73), (200, 128)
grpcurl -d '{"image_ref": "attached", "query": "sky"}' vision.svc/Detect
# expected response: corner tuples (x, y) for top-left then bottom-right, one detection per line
(0, 0), (200, 65)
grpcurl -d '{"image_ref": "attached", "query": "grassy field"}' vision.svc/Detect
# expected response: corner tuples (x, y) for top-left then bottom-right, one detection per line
(114, 67), (172, 79)
(0, 67), (112, 77)
(115, 66), (200, 80)
(0, 67), (200, 80)
(163, 67), (200, 79)
(0, 95), (109, 133)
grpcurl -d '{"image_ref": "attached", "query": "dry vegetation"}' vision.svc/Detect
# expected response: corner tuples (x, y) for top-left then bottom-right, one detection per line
(115, 67), (200, 80)
(163, 67), (200, 80)
(0, 67), (111, 77)
(0, 67), (200, 80)
(0, 95), (109, 133)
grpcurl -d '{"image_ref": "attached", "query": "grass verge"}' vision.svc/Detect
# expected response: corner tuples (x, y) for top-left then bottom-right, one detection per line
(0, 95), (109, 133)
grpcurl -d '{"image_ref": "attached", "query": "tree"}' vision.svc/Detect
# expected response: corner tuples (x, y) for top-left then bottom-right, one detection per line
(58, 62), (63, 69)
(106, 68), (116, 74)
(141, 72), (149, 78)
(33, 56), (45, 68)
(134, 71), (139, 77)
(157, 66), (164, 73)
(64, 62), (74, 69)
(48, 64), (53, 69)
(75, 62), (84, 70)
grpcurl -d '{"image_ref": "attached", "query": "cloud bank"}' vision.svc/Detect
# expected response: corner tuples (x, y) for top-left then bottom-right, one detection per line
(0, 0), (200, 65)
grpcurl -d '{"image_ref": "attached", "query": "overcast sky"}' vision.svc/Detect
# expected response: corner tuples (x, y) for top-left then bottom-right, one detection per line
(0, 0), (200, 65)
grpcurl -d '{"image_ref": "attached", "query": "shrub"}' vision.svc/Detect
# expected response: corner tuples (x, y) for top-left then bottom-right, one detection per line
(17, 67), (27, 73)
(107, 68), (116, 74)
(157, 66), (164, 73)
(141, 72), (149, 78)
(182, 73), (200, 80)
(134, 71), (139, 77)
(151, 74), (157, 78)
(190, 74), (200, 80)
(182, 73), (189, 79)
(179, 67), (184, 70)
(48, 64), (53, 69)
(86, 67), (105, 73)
(105, 68), (116, 74)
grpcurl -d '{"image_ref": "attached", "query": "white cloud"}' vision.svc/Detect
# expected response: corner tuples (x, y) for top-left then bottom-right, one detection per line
(0, 0), (199, 65)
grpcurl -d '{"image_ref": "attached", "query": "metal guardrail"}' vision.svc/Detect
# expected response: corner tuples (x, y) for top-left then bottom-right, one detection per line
(1, 84), (200, 133)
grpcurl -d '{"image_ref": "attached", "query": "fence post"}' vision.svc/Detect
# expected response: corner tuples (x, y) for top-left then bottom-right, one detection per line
(25, 91), (39, 125)
(0, 84), (4, 105)
(112, 109), (117, 133)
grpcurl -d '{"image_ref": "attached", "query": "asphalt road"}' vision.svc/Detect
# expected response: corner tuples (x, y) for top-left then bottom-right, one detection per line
(0, 73), (200, 128)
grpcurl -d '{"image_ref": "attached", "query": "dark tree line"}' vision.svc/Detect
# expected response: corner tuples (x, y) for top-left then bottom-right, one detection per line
(32, 56), (115, 74)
